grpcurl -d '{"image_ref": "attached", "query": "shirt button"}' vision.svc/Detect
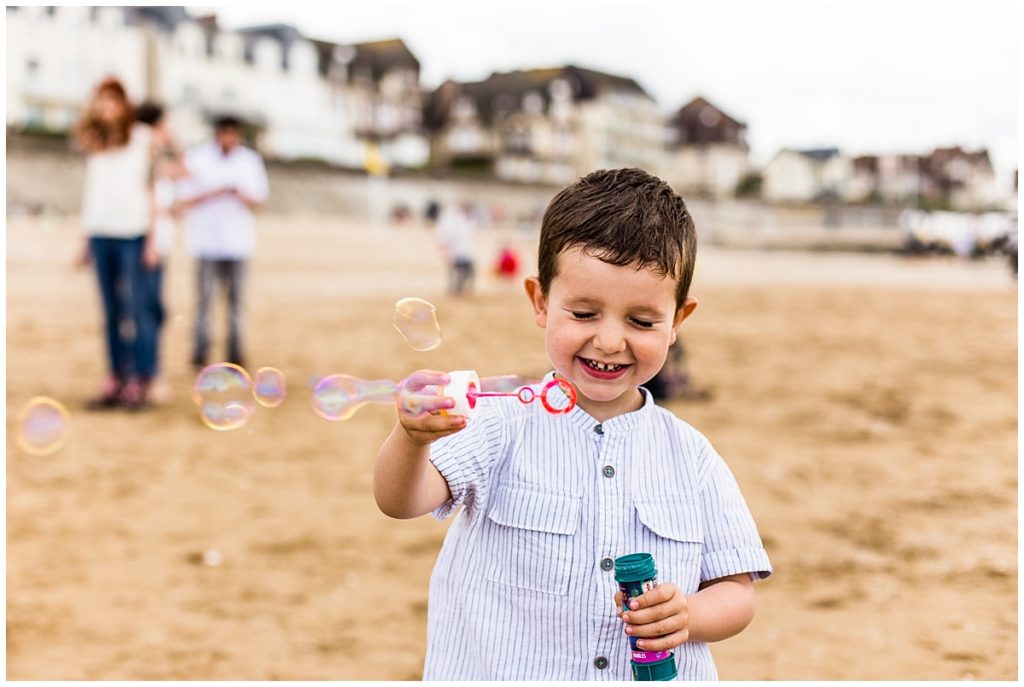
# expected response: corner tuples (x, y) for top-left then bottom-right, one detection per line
(600, 557), (613, 571)
(594, 656), (609, 670)
(602, 465), (615, 478)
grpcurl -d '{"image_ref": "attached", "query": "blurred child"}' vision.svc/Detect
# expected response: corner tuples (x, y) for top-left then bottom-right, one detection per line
(135, 101), (186, 402)
(435, 202), (476, 295)
(493, 244), (520, 290)
(646, 339), (713, 403)
(374, 168), (772, 680)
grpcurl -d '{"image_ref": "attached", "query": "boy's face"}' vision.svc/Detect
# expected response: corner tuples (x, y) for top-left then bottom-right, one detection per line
(525, 247), (697, 420)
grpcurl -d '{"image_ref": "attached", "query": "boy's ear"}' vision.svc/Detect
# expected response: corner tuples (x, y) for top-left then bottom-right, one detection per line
(523, 276), (548, 328)
(669, 297), (698, 345)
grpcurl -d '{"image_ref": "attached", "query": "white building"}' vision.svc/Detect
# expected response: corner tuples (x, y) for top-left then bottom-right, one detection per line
(761, 148), (853, 203)
(665, 96), (750, 198)
(424, 66), (665, 185)
(6, 6), (147, 132)
(5, 7), (428, 169)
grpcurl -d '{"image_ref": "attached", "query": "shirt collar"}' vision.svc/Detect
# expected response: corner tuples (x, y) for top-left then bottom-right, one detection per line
(541, 371), (654, 434)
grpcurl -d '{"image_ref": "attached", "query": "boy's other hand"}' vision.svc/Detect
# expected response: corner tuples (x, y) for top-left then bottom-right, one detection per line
(614, 583), (690, 651)
(397, 369), (466, 446)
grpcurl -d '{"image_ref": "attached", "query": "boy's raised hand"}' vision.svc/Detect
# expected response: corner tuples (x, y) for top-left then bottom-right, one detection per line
(397, 370), (467, 445)
(614, 583), (690, 652)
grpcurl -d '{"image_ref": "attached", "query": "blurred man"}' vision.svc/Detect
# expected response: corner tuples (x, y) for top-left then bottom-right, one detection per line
(177, 115), (269, 369)
(436, 202), (476, 295)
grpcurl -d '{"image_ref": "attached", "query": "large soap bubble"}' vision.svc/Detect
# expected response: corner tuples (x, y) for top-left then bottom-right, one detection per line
(393, 297), (442, 352)
(193, 363), (256, 431)
(16, 396), (70, 455)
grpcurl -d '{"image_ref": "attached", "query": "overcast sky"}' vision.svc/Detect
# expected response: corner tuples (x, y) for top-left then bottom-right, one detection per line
(197, 2), (1019, 183)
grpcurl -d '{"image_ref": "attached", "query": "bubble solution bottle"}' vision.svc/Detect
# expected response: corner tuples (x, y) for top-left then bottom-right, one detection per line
(614, 553), (679, 681)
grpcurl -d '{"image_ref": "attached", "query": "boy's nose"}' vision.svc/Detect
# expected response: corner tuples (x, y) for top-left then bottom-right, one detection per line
(593, 321), (626, 355)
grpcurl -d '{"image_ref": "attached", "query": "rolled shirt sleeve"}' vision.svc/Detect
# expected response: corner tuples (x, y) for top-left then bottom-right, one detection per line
(428, 410), (508, 521)
(698, 444), (773, 582)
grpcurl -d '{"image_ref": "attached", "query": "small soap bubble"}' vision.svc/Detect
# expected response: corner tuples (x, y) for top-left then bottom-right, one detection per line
(393, 297), (442, 351)
(253, 367), (286, 407)
(313, 374), (398, 421)
(193, 363), (256, 431)
(17, 396), (70, 455)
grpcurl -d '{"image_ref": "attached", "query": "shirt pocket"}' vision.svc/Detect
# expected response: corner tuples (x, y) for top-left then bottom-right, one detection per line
(633, 497), (704, 593)
(484, 482), (581, 596)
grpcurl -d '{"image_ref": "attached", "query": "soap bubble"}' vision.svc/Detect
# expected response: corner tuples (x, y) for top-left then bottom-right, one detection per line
(16, 396), (70, 455)
(393, 297), (442, 351)
(313, 374), (399, 421)
(193, 363), (255, 431)
(253, 367), (286, 407)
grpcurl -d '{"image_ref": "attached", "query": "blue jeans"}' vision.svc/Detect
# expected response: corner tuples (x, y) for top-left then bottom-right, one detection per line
(89, 236), (157, 381)
(139, 261), (166, 375)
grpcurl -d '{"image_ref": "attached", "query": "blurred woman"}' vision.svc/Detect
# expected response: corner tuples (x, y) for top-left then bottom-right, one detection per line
(75, 77), (157, 409)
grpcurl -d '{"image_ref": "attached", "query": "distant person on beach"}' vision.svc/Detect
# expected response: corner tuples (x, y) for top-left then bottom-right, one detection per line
(74, 77), (157, 410)
(176, 115), (268, 370)
(645, 339), (713, 402)
(134, 101), (187, 401)
(436, 202), (476, 295)
(493, 244), (521, 291)
(374, 168), (771, 680)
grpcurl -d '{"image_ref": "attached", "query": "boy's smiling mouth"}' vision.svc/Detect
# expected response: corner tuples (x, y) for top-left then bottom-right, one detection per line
(579, 357), (631, 379)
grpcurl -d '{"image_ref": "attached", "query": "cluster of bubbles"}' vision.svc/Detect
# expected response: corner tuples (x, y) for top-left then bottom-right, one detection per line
(309, 297), (580, 421)
(16, 396), (70, 456)
(196, 296), (444, 429)
(16, 295), (566, 448)
(192, 364), (287, 431)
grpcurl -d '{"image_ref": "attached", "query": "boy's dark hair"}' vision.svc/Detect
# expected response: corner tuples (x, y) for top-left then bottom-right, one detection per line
(214, 114), (243, 131)
(135, 101), (164, 126)
(537, 168), (697, 308)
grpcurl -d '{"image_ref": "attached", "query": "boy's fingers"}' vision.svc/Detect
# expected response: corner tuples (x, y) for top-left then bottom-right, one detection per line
(633, 629), (689, 652)
(403, 370), (450, 393)
(406, 414), (466, 435)
(627, 583), (674, 610)
(624, 615), (683, 638)
(399, 393), (454, 416)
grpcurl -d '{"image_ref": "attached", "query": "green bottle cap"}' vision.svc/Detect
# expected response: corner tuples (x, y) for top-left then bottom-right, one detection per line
(614, 553), (657, 583)
(631, 655), (678, 681)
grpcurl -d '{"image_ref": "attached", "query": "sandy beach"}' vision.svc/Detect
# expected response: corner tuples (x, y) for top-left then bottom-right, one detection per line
(6, 213), (1017, 680)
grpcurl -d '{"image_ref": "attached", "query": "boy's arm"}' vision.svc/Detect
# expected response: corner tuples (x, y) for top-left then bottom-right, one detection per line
(616, 572), (755, 650)
(687, 573), (756, 642)
(374, 421), (456, 519)
(373, 370), (465, 519)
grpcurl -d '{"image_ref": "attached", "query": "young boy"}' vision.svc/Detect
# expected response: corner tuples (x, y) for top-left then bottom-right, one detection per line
(374, 168), (772, 680)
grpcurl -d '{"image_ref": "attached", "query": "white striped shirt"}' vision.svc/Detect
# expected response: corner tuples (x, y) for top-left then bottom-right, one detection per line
(424, 374), (772, 680)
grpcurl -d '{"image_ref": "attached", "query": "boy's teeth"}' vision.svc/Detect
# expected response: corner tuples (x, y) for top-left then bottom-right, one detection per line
(586, 359), (623, 372)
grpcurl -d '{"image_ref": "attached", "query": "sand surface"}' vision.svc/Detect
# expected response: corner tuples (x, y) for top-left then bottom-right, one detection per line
(6, 213), (1017, 679)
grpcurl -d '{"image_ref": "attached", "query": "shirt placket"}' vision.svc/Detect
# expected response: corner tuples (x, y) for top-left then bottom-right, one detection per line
(589, 422), (626, 680)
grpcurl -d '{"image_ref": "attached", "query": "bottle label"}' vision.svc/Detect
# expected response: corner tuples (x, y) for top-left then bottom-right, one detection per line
(618, 578), (673, 664)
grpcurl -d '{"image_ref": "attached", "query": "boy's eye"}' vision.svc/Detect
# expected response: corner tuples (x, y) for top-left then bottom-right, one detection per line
(630, 318), (656, 329)
(571, 311), (596, 320)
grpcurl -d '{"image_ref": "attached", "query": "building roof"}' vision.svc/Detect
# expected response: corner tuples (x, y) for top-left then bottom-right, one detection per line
(669, 96), (747, 148)
(238, 23), (305, 68)
(349, 38), (420, 81)
(423, 64), (652, 130)
(796, 147), (840, 161)
(127, 6), (190, 31)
